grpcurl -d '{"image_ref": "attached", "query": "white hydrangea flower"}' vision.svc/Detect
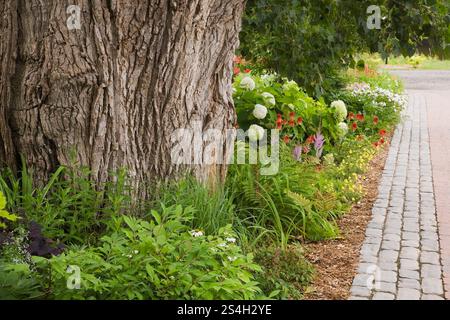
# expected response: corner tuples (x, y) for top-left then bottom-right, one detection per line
(282, 79), (299, 92)
(260, 73), (277, 86)
(253, 104), (268, 119)
(331, 100), (348, 121)
(240, 76), (256, 91)
(337, 122), (349, 136)
(248, 124), (265, 142)
(261, 92), (276, 106)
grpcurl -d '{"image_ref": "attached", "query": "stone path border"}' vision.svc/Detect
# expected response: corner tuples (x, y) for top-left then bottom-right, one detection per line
(349, 92), (446, 300)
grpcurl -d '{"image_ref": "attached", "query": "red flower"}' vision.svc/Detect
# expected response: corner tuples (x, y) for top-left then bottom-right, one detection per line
(233, 56), (242, 64)
(356, 113), (365, 122)
(380, 138), (385, 144)
(373, 141), (380, 148)
(379, 129), (387, 137)
(352, 122), (358, 132)
(306, 135), (315, 144)
(297, 117), (303, 125)
(348, 112), (355, 120)
(276, 116), (283, 130)
(287, 113), (295, 126)
(373, 116), (379, 125)
(233, 67), (240, 75)
(303, 145), (311, 154)
(283, 135), (290, 144)
(244, 69), (251, 73)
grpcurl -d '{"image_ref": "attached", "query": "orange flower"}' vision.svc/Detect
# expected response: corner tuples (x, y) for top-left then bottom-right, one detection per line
(297, 117), (303, 125)
(233, 67), (240, 75)
(352, 122), (358, 131)
(373, 141), (380, 148)
(348, 112), (355, 120)
(306, 135), (315, 144)
(283, 135), (290, 144)
(356, 113), (365, 122)
(373, 115), (379, 125)
(244, 69), (251, 73)
(289, 120), (295, 127)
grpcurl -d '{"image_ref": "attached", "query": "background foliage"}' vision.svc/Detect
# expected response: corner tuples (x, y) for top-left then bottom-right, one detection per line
(240, 0), (450, 96)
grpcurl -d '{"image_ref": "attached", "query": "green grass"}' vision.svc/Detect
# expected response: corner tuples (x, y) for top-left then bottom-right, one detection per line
(356, 53), (450, 70)
(386, 55), (450, 70)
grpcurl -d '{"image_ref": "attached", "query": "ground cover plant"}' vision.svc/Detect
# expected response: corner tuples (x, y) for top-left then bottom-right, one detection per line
(0, 63), (404, 300)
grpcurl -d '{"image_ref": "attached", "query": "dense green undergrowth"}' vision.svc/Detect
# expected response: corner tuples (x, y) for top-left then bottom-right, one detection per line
(0, 68), (404, 300)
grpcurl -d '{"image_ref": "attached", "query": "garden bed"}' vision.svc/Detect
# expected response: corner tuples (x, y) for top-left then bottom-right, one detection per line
(304, 140), (390, 300)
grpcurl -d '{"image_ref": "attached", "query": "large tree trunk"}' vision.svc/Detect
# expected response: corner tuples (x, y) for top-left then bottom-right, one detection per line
(0, 0), (245, 194)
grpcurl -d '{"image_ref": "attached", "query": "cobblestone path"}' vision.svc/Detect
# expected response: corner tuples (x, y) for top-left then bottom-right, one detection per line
(350, 70), (450, 300)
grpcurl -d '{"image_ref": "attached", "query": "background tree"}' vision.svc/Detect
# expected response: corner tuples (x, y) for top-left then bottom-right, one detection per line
(240, 0), (450, 97)
(0, 0), (246, 194)
(364, 0), (450, 61)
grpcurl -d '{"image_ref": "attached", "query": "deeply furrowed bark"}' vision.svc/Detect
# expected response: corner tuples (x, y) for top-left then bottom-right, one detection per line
(0, 0), (246, 195)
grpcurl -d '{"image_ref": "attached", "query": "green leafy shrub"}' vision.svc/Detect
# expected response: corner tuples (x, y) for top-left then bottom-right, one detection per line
(0, 261), (43, 300)
(254, 244), (314, 300)
(0, 164), (132, 244)
(233, 73), (341, 149)
(35, 206), (264, 300)
(227, 145), (342, 248)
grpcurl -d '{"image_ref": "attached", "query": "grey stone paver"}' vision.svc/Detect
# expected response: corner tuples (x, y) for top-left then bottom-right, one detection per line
(349, 93), (446, 300)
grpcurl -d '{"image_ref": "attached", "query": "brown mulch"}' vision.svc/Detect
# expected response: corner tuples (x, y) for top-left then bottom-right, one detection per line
(303, 143), (390, 300)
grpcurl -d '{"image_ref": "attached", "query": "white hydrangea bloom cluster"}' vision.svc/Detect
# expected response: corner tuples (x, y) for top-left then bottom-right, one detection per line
(346, 82), (407, 109)
(253, 104), (268, 119)
(331, 100), (348, 121)
(248, 124), (265, 141)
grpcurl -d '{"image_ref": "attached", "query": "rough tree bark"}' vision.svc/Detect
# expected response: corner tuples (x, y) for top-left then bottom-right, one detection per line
(0, 0), (246, 194)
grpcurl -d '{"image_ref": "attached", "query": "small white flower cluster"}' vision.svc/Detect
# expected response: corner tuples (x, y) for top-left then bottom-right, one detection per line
(122, 250), (139, 259)
(338, 122), (349, 136)
(190, 230), (204, 238)
(225, 237), (237, 243)
(346, 82), (407, 108)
